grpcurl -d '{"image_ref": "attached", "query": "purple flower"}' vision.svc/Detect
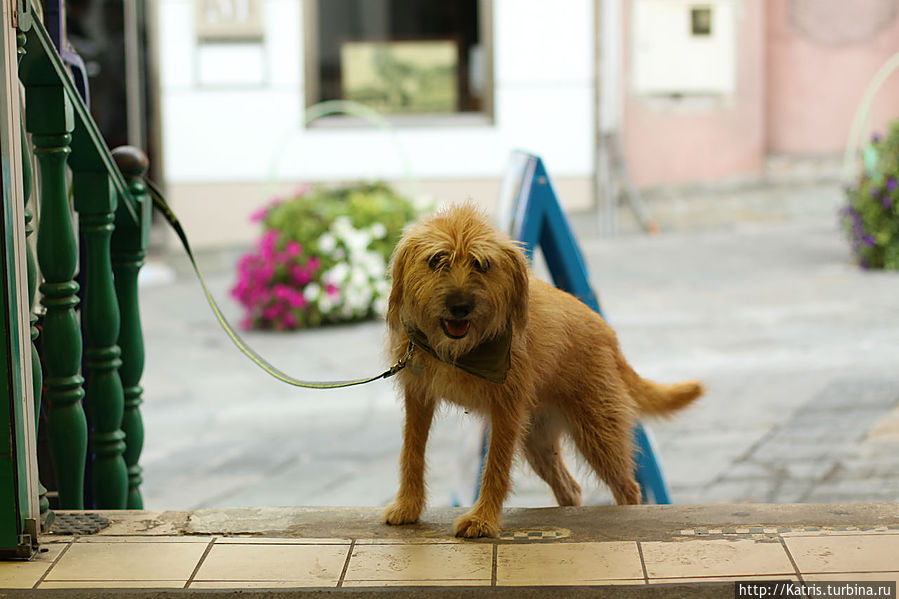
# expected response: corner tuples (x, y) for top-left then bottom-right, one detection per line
(887, 177), (897, 193)
(871, 132), (883, 144)
(870, 186), (881, 198)
(883, 196), (893, 211)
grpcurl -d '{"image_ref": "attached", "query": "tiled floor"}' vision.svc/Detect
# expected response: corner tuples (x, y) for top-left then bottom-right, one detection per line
(3, 528), (899, 589)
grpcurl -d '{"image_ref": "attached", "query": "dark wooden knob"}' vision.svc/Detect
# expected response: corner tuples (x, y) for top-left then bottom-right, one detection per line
(112, 146), (149, 179)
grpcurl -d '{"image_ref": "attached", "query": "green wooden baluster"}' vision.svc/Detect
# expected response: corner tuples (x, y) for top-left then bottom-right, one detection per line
(26, 86), (87, 509)
(111, 147), (150, 509)
(16, 31), (49, 524)
(75, 170), (128, 509)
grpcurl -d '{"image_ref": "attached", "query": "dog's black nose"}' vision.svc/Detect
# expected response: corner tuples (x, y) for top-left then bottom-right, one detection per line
(445, 291), (474, 318)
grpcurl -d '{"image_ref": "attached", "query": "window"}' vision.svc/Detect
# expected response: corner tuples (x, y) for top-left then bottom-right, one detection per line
(305, 0), (492, 123)
(690, 6), (712, 36)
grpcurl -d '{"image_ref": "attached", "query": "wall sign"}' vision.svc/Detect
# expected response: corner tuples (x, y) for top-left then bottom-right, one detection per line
(195, 0), (264, 41)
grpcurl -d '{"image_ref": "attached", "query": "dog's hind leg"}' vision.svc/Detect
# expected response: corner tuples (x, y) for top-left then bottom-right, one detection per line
(563, 400), (642, 505)
(384, 389), (436, 525)
(523, 407), (582, 506)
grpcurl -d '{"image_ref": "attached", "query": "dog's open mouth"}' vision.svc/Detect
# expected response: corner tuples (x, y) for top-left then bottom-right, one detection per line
(441, 319), (471, 339)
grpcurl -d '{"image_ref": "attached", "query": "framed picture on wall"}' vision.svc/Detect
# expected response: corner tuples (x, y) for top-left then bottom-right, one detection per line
(339, 39), (459, 115)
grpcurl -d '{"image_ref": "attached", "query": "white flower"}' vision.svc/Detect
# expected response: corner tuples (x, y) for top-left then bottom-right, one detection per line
(362, 251), (386, 278)
(303, 282), (321, 302)
(318, 233), (337, 254)
(323, 262), (350, 285)
(350, 265), (368, 288)
(370, 222), (387, 239)
(343, 229), (371, 256)
(331, 216), (353, 235)
(317, 294), (336, 314)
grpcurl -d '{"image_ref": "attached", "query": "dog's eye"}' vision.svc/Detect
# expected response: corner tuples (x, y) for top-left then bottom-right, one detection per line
(472, 257), (490, 274)
(428, 252), (447, 271)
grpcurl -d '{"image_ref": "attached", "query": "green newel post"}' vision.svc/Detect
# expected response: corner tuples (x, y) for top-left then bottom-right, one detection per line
(111, 147), (150, 509)
(16, 31), (49, 523)
(74, 170), (129, 509)
(26, 86), (87, 510)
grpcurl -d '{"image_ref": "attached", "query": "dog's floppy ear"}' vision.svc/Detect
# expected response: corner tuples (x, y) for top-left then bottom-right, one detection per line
(503, 241), (529, 332)
(386, 234), (412, 330)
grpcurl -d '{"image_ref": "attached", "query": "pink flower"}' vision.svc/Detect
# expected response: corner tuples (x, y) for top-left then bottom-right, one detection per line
(249, 206), (269, 223)
(326, 283), (339, 297)
(307, 256), (321, 272)
(289, 265), (311, 286)
(287, 290), (307, 308)
(282, 312), (297, 329)
(263, 304), (282, 320)
(260, 230), (279, 260)
(285, 241), (302, 257)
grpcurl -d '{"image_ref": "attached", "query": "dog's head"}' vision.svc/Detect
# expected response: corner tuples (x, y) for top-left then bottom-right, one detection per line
(387, 203), (529, 361)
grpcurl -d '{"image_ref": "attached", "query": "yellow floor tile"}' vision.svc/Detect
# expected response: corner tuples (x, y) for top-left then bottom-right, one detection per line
(0, 543), (67, 589)
(343, 543), (492, 584)
(648, 575), (797, 585)
(342, 580), (491, 587)
(214, 537), (349, 544)
(496, 542), (644, 586)
(354, 537), (464, 545)
(803, 572), (899, 583)
(39, 580), (186, 589)
(76, 535), (211, 543)
(781, 529), (899, 538)
(190, 581), (335, 589)
(193, 543), (349, 586)
(785, 534), (899, 573)
(44, 541), (208, 583)
(641, 539), (795, 579)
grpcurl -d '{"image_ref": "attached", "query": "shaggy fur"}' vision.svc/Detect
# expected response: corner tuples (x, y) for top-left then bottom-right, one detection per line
(383, 203), (703, 538)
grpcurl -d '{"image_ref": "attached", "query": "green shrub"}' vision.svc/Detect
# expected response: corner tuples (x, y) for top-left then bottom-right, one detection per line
(842, 121), (899, 269)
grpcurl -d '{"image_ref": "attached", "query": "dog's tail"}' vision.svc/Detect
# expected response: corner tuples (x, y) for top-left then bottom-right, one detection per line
(618, 353), (704, 416)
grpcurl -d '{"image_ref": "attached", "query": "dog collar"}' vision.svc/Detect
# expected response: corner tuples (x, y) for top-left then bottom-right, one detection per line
(403, 323), (512, 384)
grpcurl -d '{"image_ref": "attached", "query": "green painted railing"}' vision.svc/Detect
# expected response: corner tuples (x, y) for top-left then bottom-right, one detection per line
(16, 8), (151, 511)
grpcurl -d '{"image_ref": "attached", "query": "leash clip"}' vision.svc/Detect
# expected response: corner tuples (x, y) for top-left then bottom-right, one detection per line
(386, 343), (415, 378)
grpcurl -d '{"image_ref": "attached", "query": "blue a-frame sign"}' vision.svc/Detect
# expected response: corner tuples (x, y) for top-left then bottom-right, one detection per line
(497, 150), (672, 504)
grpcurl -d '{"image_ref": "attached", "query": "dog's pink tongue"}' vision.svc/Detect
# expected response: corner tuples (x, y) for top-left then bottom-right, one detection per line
(445, 320), (470, 337)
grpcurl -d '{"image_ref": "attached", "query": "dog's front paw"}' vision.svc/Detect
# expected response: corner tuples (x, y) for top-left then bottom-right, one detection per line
(384, 498), (422, 525)
(453, 512), (499, 538)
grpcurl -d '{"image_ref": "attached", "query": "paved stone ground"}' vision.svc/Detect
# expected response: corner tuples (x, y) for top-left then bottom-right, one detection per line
(135, 183), (899, 511)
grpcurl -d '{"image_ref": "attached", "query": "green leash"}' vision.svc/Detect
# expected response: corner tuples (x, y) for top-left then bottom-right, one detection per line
(145, 179), (412, 389)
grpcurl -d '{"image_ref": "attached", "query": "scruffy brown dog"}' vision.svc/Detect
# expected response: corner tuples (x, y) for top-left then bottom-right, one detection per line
(384, 203), (703, 538)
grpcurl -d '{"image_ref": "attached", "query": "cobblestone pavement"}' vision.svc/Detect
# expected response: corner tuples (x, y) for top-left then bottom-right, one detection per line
(136, 193), (899, 511)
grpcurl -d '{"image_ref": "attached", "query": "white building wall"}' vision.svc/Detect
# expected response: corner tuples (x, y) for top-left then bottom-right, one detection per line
(156, 0), (596, 247)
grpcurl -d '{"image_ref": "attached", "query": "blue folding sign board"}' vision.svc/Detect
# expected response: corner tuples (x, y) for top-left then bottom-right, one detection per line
(497, 151), (671, 504)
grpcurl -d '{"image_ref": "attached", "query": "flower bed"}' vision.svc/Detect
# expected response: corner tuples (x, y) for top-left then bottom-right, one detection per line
(231, 182), (419, 330)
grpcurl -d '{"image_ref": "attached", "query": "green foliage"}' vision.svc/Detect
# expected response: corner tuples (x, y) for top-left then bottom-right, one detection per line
(842, 121), (899, 269)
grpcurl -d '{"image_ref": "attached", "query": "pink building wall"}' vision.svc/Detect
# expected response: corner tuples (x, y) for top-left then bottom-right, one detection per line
(765, 0), (899, 154)
(621, 0), (899, 188)
(623, 1), (766, 188)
